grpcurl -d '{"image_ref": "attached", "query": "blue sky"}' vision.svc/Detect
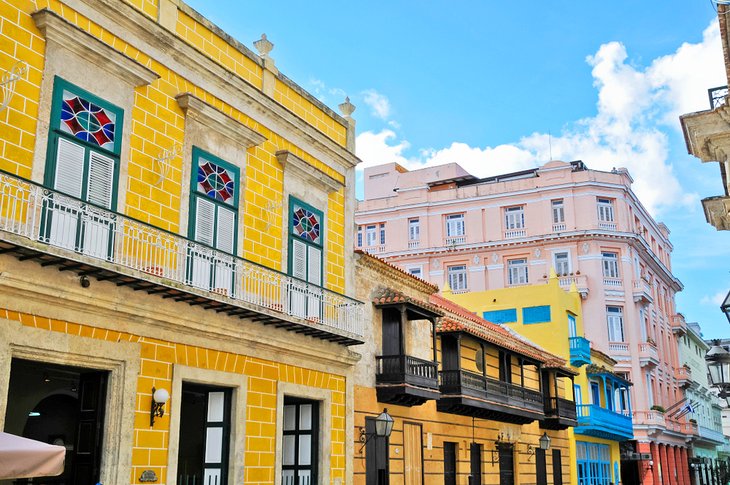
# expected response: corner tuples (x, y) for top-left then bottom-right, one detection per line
(187, 1), (730, 338)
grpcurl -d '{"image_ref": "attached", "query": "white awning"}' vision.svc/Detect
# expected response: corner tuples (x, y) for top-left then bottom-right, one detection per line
(0, 432), (65, 479)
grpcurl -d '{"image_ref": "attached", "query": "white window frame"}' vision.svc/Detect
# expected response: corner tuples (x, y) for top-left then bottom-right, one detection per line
(507, 258), (529, 285)
(551, 199), (565, 224)
(365, 225), (377, 247)
(408, 266), (423, 278)
(597, 198), (615, 222)
(504, 206), (525, 230)
(602, 252), (620, 278)
(379, 223), (386, 245)
(445, 214), (465, 237)
(408, 218), (420, 241)
(356, 226), (363, 247)
(607, 306), (624, 342)
(447, 264), (468, 291)
(553, 251), (570, 276)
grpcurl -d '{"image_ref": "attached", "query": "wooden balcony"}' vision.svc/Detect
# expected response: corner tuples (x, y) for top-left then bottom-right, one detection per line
(375, 354), (439, 406)
(541, 397), (577, 430)
(437, 369), (544, 424)
(0, 171), (365, 345)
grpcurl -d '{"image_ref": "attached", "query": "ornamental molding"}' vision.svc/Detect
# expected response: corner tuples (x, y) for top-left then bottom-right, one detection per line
(176, 93), (267, 149)
(702, 196), (730, 231)
(275, 150), (342, 194)
(32, 9), (158, 87)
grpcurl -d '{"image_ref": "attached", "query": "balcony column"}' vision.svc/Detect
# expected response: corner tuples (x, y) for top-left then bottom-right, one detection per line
(398, 306), (406, 355)
(668, 445), (678, 485)
(674, 447), (685, 485)
(680, 448), (690, 485)
(660, 444), (670, 485)
(651, 442), (661, 485)
(431, 318), (437, 363)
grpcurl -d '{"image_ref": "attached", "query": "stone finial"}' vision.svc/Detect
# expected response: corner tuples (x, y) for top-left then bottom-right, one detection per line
(441, 280), (452, 295)
(254, 33), (274, 58)
(569, 282), (579, 294)
(549, 268), (558, 280)
(338, 96), (356, 118)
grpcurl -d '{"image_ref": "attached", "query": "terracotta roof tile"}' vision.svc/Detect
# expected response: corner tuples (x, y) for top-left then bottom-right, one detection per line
(372, 288), (444, 316)
(355, 250), (439, 292)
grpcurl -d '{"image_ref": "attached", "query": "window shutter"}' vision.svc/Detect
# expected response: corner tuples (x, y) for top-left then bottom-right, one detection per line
(54, 138), (85, 198)
(194, 197), (215, 247)
(215, 206), (235, 254)
(87, 151), (115, 208)
(291, 239), (307, 280)
(307, 246), (321, 286)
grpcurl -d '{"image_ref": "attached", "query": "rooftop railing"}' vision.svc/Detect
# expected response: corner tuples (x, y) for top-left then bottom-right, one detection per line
(0, 171), (365, 339)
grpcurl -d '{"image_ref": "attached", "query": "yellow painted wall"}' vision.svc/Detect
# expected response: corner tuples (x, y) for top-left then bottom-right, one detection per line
(0, 0), (348, 291)
(2, 307), (347, 485)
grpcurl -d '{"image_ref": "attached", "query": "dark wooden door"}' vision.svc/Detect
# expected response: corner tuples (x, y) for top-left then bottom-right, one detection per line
(444, 442), (457, 485)
(552, 449), (563, 485)
(498, 443), (514, 485)
(72, 371), (107, 485)
(470, 443), (482, 485)
(366, 417), (389, 485)
(381, 308), (402, 355)
(536, 448), (547, 485)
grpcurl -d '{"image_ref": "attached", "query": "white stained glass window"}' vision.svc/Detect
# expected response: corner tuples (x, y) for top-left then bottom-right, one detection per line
(597, 198), (614, 222)
(447, 265), (467, 291)
(365, 225), (377, 246)
(508, 258), (528, 285)
(409, 218), (420, 240)
(602, 252), (620, 278)
(554, 251), (570, 276)
(505, 206), (525, 230)
(607, 306), (624, 342)
(552, 199), (565, 223)
(446, 214), (465, 237)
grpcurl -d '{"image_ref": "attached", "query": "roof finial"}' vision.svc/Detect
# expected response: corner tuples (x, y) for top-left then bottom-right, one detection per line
(254, 33), (274, 58)
(339, 96), (356, 118)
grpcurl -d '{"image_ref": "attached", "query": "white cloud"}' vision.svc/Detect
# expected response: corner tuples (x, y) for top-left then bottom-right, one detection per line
(701, 290), (727, 306)
(355, 20), (723, 216)
(361, 89), (392, 120)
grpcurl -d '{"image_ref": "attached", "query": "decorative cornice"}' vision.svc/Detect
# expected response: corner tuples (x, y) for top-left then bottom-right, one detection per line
(32, 9), (158, 87)
(702, 196), (730, 231)
(355, 250), (439, 295)
(275, 150), (342, 193)
(176, 93), (267, 148)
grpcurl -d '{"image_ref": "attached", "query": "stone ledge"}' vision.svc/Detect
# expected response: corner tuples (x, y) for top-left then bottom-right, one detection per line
(276, 150), (343, 193)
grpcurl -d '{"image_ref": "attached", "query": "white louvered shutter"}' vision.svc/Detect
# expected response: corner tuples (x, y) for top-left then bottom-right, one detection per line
(291, 239), (307, 280)
(87, 151), (115, 208)
(194, 198), (215, 246)
(215, 206), (235, 254)
(54, 138), (85, 198)
(307, 246), (321, 286)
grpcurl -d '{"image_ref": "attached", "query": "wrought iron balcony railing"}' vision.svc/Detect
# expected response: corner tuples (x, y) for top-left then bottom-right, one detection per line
(709, 86), (729, 109)
(0, 171), (364, 341)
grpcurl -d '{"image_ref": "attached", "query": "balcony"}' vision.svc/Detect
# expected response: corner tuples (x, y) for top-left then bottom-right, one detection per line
(598, 222), (617, 231)
(569, 336), (591, 367)
(709, 85), (728, 109)
(363, 244), (386, 254)
(554, 275), (589, 299)
(675, 366), (692, 388)
(375, 355), (439, 406)
(437, 369), (544, 424)
(575, 404), (633, 441)
(0, 172), (365, 345)
(552, 223), (566, 232)
(444, 235), (466, 246)
(671, 313), (687, 336)
(697, 424), (727, 446)
(603, 277), (623, 289)
(638, 341), (660, 367)
(608, 342), (631, 362)
(504, 229), (526, 239)
(634, 410), (666, 436)
(632, 279), (654, 304)
(407, 240), (420, 250)
(541, 397), (577, 430)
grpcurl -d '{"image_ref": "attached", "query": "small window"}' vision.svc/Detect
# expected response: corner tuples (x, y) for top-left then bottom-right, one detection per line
(504, 206), (525, 229)
(447, 265), (467, 291)
(568, 314), (577, 338)
(597, 198), (614, 222)
(607, 306), (624, 342)
(445, 214), (465, 237)
(551, 199), (565, 223)
(365, 225), (377, 246)
(356, 226), (363, 247)
(408, 266), (422, 278)
(508, 258), (528, 285)
(602, 252), (619, 278)
(379, 223), (386, 245)
(553, 251), (570, 276)
(282, 398), (319, 485)
(408, 218), (420, 241)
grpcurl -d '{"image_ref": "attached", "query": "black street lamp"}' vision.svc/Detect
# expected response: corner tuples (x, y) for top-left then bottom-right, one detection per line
(706, 340), (730, 405)
(721, 290), (730, 325)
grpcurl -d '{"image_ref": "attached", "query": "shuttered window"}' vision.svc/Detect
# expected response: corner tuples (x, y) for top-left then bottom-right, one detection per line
(288, 198), (324, 287)
(44, 78), (123, 257)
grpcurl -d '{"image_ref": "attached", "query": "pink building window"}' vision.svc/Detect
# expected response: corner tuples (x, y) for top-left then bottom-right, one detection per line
(607, 306), (624, 342)
(507, 259), (528, 285)
(447, 265), (467, 291)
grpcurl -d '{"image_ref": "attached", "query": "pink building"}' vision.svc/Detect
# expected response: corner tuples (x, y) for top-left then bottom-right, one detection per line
(356, 160), (690, 483)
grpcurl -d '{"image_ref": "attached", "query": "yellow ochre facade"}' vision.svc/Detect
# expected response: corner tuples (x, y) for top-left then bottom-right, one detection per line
(445, 272), (632, 485)
(0, 1), (363, 485)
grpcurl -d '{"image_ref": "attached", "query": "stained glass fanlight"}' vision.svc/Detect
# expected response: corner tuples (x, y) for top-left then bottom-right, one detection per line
(197, 159), (236, 205)
(59, 90), (116, 150)
(292, 203), (321, 244)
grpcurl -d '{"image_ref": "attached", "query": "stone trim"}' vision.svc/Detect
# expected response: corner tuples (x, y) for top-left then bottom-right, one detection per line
(276, 150), (343, 194)
(274, 382), (332, 485)
(0, 318), (139, 485)
(355, 251), (439, 295)
(32, 9), (159, 87)
(702, 196), (730, 230)
(166, 365), (248, 485)
(176, 92), (267, 148)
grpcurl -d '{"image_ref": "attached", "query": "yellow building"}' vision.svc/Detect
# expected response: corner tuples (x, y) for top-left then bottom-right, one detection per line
(353, 253), (578, 485)
(445, 271), (634, 485)
(0, 2), (362, 485)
